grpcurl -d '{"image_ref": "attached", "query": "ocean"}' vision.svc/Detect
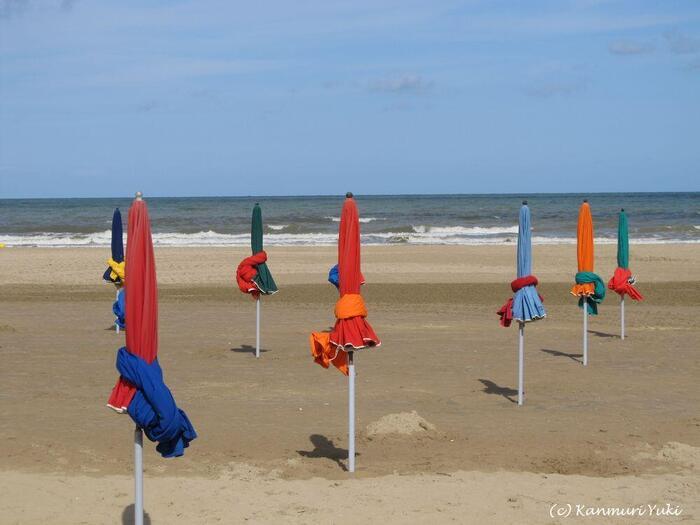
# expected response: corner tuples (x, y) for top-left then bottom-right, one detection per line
(0, 193), (698, 247)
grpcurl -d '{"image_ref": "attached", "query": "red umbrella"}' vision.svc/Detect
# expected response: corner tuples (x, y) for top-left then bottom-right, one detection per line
(309, 192), (380, 472)
(107, 194), (158, 412)
(310, 194), (380, 373)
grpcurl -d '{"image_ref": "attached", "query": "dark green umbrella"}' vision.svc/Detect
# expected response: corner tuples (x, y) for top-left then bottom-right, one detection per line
(251, 203), (278, 294)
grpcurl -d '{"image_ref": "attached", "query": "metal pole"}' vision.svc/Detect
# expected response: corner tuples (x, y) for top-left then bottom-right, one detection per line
(134, 425), (143, 525)
(255, 297), (260, 358)
(348, 351), (355, 473)
(621, 295), (625, 340)
(518, 322), (524, 406)
(583, 297), (588, 366)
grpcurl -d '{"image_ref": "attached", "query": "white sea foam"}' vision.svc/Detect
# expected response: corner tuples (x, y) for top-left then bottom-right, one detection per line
(2, 230), (697, 247)
(411, 225), (519, 235)
(267, 224), (288, 230)
(325, 216), (381, 223)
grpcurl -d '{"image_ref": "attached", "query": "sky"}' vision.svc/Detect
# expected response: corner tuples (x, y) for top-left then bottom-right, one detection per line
(0, 0), (699, 198)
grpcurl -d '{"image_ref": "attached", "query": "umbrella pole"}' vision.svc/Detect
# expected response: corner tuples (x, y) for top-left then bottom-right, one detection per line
(348, 350), (355, 473)
(621, 295), (625, 340)
(518, 322), (524, 406)
(134, 425), (143, 525)
(255, 297), (261, 358)
(583, 297), (588, 366)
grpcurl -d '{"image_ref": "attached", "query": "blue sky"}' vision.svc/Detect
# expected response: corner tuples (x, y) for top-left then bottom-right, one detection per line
(1, 0), (699, 198)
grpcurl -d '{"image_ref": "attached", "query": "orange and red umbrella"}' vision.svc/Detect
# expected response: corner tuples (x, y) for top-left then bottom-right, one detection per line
(310, 194), (380, 374)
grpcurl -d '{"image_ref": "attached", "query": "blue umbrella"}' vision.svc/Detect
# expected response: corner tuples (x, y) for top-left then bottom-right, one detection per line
(512, 204), (546, 323)
(103, 208), (125, 284)
(496, 202), (545, 406)
(104, 208), (125, 332)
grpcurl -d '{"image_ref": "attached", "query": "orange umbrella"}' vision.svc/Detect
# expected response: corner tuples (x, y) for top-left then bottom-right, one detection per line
(570, 200), (606, 366)
(309, 192), (380, 472)
(571, 201), (595, 296)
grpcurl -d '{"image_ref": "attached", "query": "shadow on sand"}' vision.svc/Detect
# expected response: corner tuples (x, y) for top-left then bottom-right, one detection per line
(478, 379), (517, 404)
(122, 504), (152, 525)
(297, 434), (354, 471)
(541, 348), (583, 363)
(230, 344), (269, 355)
(588, 329), (620, 339)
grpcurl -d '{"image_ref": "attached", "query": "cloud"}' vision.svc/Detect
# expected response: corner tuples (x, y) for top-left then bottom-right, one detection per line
(368, 74), (433, 94)
(524, 79), (588, 98)
(0, 0), (75, 18)
(134, 100), (158, 113)
(60, 0), (76, 12)
(0, 0), (28, 19)
(608, 40), (654, 55)
(665, 30), (700, 54)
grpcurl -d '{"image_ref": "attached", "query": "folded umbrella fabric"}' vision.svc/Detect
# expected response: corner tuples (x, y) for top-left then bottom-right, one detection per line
(573, 271), (606, 315)
(608, 267), (643, 301)
(250, 204), (278, 295)
(103, 208), (125, 284)
(310, 294), (370, 375)
(236, 251), (269, 297)
(328, 264), (365, 289)
(328, 264), (340, 288)
(105, 258), (125, 284)
(310, 196), (379, 375)
(113, 288), (125, 329)
(608, 210), (643, 301)
(497, 205), (546, 327)
(497, 276), (544, 327)
(116, 347), (197, 458)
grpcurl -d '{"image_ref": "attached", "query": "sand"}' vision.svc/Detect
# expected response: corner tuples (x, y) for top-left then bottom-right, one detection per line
(1, 244), (699, 524)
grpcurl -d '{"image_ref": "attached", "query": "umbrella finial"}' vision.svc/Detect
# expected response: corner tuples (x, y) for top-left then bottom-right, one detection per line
(346, 192), (354, 199)
(621, 208), (625, 212)
(522, 200), (528, 205)
(135, 191), (143, 201)
(583, 198), (588, 203)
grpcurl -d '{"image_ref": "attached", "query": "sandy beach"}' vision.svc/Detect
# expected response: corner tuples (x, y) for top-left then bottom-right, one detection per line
(1, 244), (699, 524)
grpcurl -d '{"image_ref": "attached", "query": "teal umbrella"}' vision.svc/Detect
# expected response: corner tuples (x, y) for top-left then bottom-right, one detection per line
(251, 203), (278, 294)
(608, 209), (643, 339)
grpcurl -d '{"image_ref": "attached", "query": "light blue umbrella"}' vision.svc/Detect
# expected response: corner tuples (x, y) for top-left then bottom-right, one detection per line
(512, 202), (545, 406)
(512, 204), (546, 323)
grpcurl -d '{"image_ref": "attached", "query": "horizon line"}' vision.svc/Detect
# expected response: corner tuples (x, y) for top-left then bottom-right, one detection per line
(1, 190), (699, 201)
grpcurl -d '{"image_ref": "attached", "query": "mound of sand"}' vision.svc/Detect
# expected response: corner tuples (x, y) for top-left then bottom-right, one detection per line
(657, 442), (700, 471)
(636, 442), (700, 471)
(365, 411), (436, 439)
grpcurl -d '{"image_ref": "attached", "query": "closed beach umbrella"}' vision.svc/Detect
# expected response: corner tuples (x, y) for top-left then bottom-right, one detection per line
(310, 192), (380, 472)
(103, 208), (126, 331)
(236, 203), (278, 358)
(107, 193), (196, 525)
(570, 200), (605, 366)
(103, 208), (125, 284)
(496, 202), (545, 405)
(608, 209), (643, 339)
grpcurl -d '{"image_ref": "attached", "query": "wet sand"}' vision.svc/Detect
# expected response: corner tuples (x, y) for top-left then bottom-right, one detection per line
(1, 245), (699, 523)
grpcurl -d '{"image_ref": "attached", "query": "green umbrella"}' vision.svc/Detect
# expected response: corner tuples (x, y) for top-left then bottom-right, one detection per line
(616, 209), (629, 270)
(251, 203), (278, 294)
(609, 209), (643, 339)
